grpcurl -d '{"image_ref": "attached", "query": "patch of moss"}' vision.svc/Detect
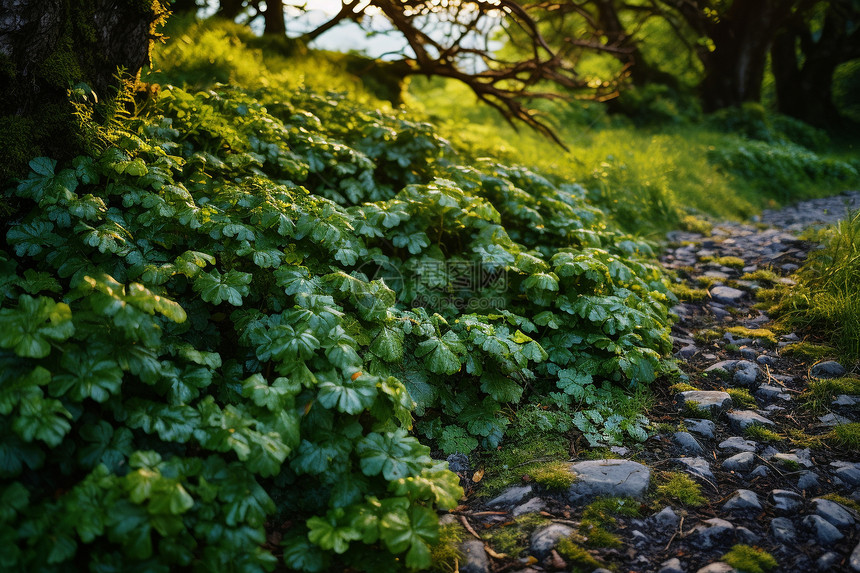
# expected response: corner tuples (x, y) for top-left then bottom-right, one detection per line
(670, 282), (709, 302)
(827, 423), (860, 450)
(776, 458), (801, 471)
(429, 523), (465, 572)
(531, 461), (575, 490)
(780, 341), (837, 361)
(486, 513), (548, 557)
(725, 326), (777, 343)
(656, 472), (706, 507)
(556, 538), (604, 573)
(580, 447), (622, 460)
(741, 269), (781, 283)
(820, 493), (860, 514)
(694, 328), (722, 344)
(744, 425), (782, 443)
(477, 432), (569, 497)
(726, 388), (757, 408)
(579, 497), (639, 548)
(714, 256), (746, 269)
(695, 275), (719, 288)
(786, 428), (824, 448)
(721, 544), (778, 573)
(670, 382), (698, 393)
(679, 215), (713, 236)
(801, 377), (860, 412)
(683, 402), (713, 420)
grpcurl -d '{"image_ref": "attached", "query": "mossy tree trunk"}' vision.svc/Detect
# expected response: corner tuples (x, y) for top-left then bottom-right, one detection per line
(0, 0), (168, 182)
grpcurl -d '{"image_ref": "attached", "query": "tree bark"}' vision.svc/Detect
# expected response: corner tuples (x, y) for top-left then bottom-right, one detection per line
(263, 0), (286, 35)
(772, 2), (860, 126)
(696, 0), (792, 111)
(0, 0), (167, 180)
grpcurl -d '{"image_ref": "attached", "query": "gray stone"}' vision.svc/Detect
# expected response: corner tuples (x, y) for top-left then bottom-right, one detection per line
(705, 360), (737, 375)
(819, 412), (852, 426)
(739, 347), (757, 360)
(802, 514), (844, 545)
(726, 410), (774, 430)
(674, 457), (716, 483)
(811, 360), (847, 378)
(609, 446), (629, 456)
(696, 564), (736, 573)
(722, 489), (761, 511)
(718, 437), (757, 452)
(749, 465), (769, 478)
(735, 526), (760, 544)
(650, 506), (681, 530)
(755, 384), (791, 401)
(833, 394), (860, 406)
(760, 446), (779, 460)
(850, 540), (860, 572)
(756, 354), (775, 366)
(722, 452), (756, 472)
(512, 497), (546, 517)
(488, 485), (533, 508)
(529, 523), (574, 560)
(773, 449), (814, 468)
(447, 453), (470, 473)
(691, 518), (735, 549)
(770, 516), (796, 543)
(674, 431), (705, 455)
(659, 557), (685, 573)
(685, 419), (717, 439)
(817, 552), (842, 571)
(567, 460), (651, 502)
(460, 539), (490, 573)
(797, 471), (820, 491)
(812, 498), (856, 529)
(771, 490), (804, 514)
(679, 391), (733, 414)
(733, 361), (760, 387)
(677, 344), (699, 358)
(439, 514), (459, 526)
(630, 529), (651, 548)
(834, 465), (860, 487)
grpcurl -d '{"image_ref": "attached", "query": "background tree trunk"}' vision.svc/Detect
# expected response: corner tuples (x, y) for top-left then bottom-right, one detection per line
(696, 0), (790, 111)
(0, 0), (167, 181)
(263, 0), (286, 35)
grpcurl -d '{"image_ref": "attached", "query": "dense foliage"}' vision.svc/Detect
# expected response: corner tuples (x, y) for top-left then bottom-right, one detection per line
(1, 79), (675, 571)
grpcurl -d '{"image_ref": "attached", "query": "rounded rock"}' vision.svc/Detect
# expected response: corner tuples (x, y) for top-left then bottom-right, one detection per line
(674, 431), (705, 455)
(529, 523), (574, 560)
(567, 460), (651, 502)
(722, 489), (761, 512)
(802, 514), (844, 545)
(770, 516), (796, 544)
(722, 452), (756, 472)
(811, 361), (847, 379)
(460, 539), (490, 573)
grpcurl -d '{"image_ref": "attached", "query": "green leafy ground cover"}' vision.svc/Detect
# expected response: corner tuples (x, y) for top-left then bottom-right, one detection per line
(3, 17), (858, 572)
(0, 24), (678, 570)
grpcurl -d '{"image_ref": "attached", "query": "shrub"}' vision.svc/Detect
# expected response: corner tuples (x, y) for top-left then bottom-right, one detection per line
(0, 79), (675, 570)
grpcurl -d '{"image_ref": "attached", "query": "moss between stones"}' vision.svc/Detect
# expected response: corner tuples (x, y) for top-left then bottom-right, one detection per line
(429, 523), (464, 572)
(827, 422), (860, 450)
(530, 461), (576, 490)
(726, 388), (757, 408)
(721, 544), (778, 573)
(579, 497), (640, 548)
(801, 376), (860, 412)
(670, 282), (710, 302)
(741, 268), (782, 283)
(656, 472), (706, 507)
(743, 424), (782, 443)
(486, 513), (548, 557)
(725, 326), (777, 343)
(670, 382), (698, 393)
(556, 537), (605, 573)
(780, 341), (837, 361)
(820, 493), (860, 513)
